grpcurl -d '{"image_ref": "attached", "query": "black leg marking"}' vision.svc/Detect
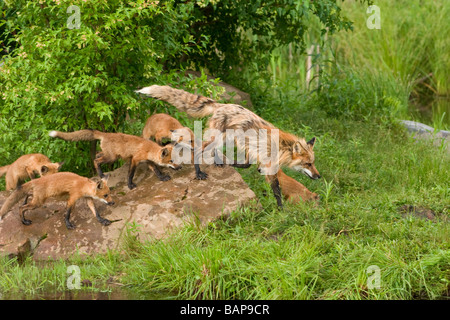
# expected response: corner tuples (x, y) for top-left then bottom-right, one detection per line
(270, 177), (283, 208)
(149, 162), (171, 181)
(128, 164), (137, 190)
(21, 208), (32, 226)
(214, 149), (225, 167)
(194, 163), (208, 180)
(22, 194), (30, 205)
(95, 207), (111, 226)
(96, 165), (105, 179)
(65, 206), (76, 229)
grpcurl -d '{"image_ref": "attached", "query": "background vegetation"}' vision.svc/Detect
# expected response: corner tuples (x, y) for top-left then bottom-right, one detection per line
(0, 0), (448, 300)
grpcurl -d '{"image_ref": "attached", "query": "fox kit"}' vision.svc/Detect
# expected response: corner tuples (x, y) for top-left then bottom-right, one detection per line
(136, 85), (320, 207)
(276, 169), (319, 204)
(49, 129), (181, 190)
(0, 153), (63, 190)
(0, 172), (114, 230)
(143, 113), (194, 146)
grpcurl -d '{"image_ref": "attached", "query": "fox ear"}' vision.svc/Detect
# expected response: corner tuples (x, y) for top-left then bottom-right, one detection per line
(57, 161), (64, 169)
(307, 137), (316, 149)
(96, 180), (104, 189)
(161, 147), (169, 158)
(102, 174), (109, 182)
(41, 166), (49, 174)
(293, 142), (303, 155)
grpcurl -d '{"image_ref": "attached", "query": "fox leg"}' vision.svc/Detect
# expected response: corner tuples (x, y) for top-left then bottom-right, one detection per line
(94, 153), (116, 179)
(265, 174), (283, 208)
(148, 161), (171, 181)
(19, 197), (37, 226)
(193, 138), (215, 180)
(86, 198), (111, 226)
(230, 150), (251, 168)
(25, 167), (36, 180)
(64, 206), (76, 230)
(6, 172), (19, 190)
(63, 197), (80, 230)
(127, 159), (140, 190)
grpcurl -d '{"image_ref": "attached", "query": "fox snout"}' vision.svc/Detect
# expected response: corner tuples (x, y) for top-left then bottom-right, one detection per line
(170, 163), (182, 170)
(292, 165), (321, 180)
(107, 201), (115, 206)
(305, 170), (321, 180)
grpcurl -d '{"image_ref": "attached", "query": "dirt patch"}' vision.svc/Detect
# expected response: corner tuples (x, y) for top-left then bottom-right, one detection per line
(398, 205), (436, 220)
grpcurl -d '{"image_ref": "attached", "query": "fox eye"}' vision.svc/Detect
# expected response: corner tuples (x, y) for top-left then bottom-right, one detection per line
(306, 163), (312, 167)
(104, 194), (108, 198)
(169, 160), (173, 163)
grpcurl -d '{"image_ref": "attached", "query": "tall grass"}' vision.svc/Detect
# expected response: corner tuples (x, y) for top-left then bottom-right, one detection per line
(0, 0), (448, 301)
(334, 0), (450, 97)
(118, 92), (449, 300)
(265, 0), (450, 128)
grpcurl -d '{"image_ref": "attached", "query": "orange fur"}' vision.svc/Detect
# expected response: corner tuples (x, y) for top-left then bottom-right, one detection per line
(136, 85), (321, 206)
(276, 169), (319, 204)
(143, 113), (194, 146)
(0, 172), (114, 229)
(0, 153), (63, 190)
(49, 129), (181, 189)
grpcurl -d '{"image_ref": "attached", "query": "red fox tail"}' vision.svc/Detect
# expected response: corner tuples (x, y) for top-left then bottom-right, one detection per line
(0, 165), (10, 178)
(0, 184), (29, 219)
(136, 85), (219, 118)
(49, 129), (102, 141)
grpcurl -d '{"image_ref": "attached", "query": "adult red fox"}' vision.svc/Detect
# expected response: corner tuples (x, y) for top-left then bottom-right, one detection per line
(0, 172), (114, 230)
(0, 153), (63, 190)
(276, 169), (319, 204)
(49, 129), (181, 190)
(136, 85), (320, 207)
(143, 113), (194, 146)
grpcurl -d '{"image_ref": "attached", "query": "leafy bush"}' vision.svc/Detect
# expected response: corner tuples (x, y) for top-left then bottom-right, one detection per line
(0, 0), (369, 175)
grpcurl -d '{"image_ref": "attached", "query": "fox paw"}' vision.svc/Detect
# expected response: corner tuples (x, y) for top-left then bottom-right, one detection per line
(196, 171), (208, 180)
(128, 183), (137, 190)
(22, 219), (32, 226)
(65, 222), (76, 230)
(100, 219), (111, 226)
(159, 175), (171, 182)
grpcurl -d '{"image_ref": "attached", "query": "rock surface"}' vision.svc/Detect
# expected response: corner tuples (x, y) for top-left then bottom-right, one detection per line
(400, 120), (450, 153)
(0, 163), (256, 260)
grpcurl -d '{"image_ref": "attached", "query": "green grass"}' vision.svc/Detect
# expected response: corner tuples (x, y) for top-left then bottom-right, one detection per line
(264, 0), (450, 129)
(115, 93), (449, 300)
(2, 86), (447, 300)
(0, 1), (449, 300)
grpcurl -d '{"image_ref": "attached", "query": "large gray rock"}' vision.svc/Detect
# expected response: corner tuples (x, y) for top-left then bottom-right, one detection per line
(400, 120), (450, 153)
(0, 164), (256, 260)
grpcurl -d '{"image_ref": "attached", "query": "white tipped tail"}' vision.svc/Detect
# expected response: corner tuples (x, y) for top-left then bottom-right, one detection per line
(135, 86), (158, 96)
(49, 130), (58, 138)
(135, 85), (218, 118)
